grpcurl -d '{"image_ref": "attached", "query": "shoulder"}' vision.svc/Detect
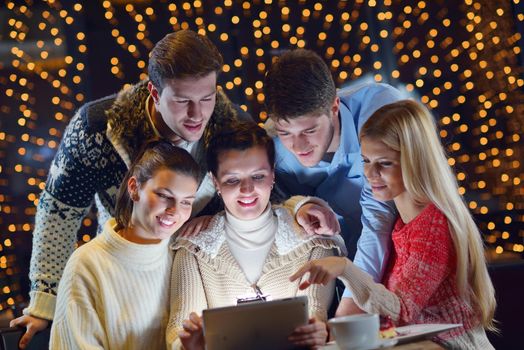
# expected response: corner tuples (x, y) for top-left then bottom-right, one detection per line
(67, 237), (106, 267)
(61, 94), (117, 142)
(338, 82), (401, 99)
(407, 204), (450, 238)
(61, 237), (106, 285)
(61, 94), (117, 147)
(210, 88), (240, 122)
(273, 205), (298, 226)
(338, 83), (404, 129)
(78, 94), (118, 132)
(172, 213), (226, 257)
(424, 204), (449, 229)
(338, 83), (403, 111)
(104, 81), (154, 156)
(272, 206), (345, 258)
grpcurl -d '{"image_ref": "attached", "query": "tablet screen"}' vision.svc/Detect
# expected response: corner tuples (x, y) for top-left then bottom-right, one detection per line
(203, 295), (309, 350)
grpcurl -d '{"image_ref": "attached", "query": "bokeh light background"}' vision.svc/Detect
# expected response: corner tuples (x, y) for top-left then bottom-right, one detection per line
(0, 0), (523, 311)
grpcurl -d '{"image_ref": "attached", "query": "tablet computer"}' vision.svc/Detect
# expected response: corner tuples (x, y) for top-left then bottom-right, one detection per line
(202, 295), (309, 350)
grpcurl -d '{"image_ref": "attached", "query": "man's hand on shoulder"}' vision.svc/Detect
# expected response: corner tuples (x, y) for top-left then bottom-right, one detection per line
(178, 215), (213, 237)
(296, 202), (340, 236)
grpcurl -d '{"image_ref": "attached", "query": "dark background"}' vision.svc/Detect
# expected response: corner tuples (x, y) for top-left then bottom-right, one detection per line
(1, 0), (523, 348)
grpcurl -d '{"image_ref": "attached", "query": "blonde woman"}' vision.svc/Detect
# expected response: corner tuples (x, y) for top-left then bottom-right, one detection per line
(291, 100), (496, 349)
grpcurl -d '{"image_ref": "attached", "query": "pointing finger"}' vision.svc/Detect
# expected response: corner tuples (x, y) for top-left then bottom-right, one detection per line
(289, 262), (311, 282)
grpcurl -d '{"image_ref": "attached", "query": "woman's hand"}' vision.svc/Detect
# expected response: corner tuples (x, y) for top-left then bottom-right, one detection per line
(179, 215), (213, 237)
(9, 314), (49, 349)
(296, 203), (340, 236)
(289, 256), (348, 290)
(178, 312), (205, 350)
(288, 318), (328, 349)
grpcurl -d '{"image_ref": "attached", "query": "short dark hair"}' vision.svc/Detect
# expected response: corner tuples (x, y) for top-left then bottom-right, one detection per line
(206, 121), (275, 177)
(148, 30), (223, 93)
(264, 49), (336, 121)
(114, 140), (203, 230)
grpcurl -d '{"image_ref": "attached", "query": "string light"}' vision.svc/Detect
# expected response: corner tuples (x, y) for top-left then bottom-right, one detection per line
(1, 0), (522, 311)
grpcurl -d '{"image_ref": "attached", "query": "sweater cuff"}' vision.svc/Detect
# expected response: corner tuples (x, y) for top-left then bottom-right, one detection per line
(339, 259), (376, 306)
(286, 196), (331, 215)
(23, 291), (56, 320)
(339, 260), (401, 320)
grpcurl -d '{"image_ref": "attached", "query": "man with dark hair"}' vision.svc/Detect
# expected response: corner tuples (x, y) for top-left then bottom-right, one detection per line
(264, 49), (403, 315)
(10, 30), (242, 347)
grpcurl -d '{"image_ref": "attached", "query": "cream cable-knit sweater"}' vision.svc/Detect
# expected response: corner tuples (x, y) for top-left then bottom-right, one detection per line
(166, 205), (345, 349)
(50, 218), (172, 350)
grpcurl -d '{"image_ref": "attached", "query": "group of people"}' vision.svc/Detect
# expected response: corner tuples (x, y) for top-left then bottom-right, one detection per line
(10, 29), (496, 349)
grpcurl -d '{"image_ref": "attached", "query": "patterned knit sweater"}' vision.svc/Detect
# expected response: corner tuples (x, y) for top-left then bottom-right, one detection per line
(166, 206), (346, 349)
(339, 204), (493, 350)
(25, 81), (242, 320)
(50, 218), (172, 350)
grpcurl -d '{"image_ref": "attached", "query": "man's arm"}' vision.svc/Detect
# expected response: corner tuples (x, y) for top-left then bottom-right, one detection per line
(340, 181), (396, 300)
(339, 83), (402, 303)
(355, 183), (396, 280)
(335, 297), (365, 317)
(24, 110), (115, 320)
(25, 191), (90, 320)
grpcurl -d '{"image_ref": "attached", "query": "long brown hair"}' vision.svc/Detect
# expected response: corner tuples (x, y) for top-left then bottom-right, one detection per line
(114, 140), (202, 231)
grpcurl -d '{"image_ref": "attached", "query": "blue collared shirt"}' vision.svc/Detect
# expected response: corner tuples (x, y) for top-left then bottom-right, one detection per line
(266, 83), (402, 297)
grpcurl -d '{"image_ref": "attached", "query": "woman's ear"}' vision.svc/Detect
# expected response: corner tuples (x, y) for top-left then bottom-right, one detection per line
(210, 172), (221, 197)
(128, 176), (139, 201)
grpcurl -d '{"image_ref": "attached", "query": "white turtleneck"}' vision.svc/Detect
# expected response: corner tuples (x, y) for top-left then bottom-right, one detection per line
(224, 205), (277, 284)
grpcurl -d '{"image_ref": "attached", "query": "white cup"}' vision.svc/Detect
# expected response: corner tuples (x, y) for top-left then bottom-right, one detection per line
(328, 313), (380, 350)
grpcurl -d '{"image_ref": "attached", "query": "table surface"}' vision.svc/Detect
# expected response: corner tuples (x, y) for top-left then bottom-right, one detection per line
(322, 339), (444, 350)
(392, 340), (444, 349)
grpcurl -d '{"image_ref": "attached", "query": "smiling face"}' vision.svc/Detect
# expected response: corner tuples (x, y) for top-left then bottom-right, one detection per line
(127, 168), (199, 244)
(148, 72), (217, 144)
(213, 146), (274, 220)
(361, 137), (406, 202)
(273, 98), (340, 167)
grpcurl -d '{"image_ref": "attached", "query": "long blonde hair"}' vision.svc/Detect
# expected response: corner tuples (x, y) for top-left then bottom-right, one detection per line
(360, 99), (496, 330)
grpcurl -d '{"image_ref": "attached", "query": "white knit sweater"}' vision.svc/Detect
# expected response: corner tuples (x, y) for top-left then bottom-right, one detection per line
(50, 218), (172, 350)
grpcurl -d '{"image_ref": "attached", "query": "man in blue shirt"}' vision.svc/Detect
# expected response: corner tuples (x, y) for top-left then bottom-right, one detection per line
(264, 49), (403, 315)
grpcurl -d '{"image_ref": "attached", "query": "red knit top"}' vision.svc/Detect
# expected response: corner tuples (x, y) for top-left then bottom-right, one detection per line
(382, 204), (479, 339)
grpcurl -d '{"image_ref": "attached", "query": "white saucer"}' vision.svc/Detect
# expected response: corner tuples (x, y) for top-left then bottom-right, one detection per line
(322, 338), (398, 350)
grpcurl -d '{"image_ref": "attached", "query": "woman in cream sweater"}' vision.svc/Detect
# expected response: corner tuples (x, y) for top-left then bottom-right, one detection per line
(50, 141), (202, 349)
(167, 122), (345, 349)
